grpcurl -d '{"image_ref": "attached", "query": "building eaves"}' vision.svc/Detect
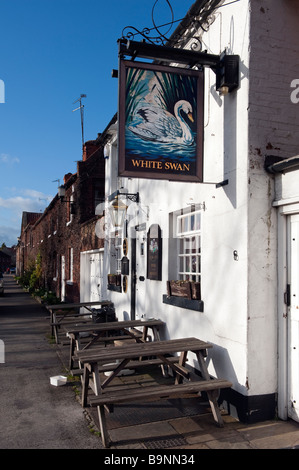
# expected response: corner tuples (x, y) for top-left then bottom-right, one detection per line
(265, 155), (299, 174)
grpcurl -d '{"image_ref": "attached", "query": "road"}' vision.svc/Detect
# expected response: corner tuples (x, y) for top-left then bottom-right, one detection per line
(0, 275), (101, 449)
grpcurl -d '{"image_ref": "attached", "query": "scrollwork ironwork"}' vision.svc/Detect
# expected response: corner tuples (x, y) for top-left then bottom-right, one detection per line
(121, 0), (202, 51)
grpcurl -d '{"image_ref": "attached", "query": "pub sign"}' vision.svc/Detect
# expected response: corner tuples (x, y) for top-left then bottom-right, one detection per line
(118, 60), (204, 182)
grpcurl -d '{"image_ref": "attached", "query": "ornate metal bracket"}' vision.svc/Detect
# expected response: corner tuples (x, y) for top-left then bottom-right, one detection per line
(121, 0), (202, 51)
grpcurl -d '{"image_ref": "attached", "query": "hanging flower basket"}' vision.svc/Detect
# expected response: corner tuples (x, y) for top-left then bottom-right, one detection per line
(108, 274), (121, 286)
(167, 280), (201, 300)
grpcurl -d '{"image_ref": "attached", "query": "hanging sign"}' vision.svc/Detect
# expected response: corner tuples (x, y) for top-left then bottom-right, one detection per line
(118, 60), (204, 182)
(147, 224), (162, 281)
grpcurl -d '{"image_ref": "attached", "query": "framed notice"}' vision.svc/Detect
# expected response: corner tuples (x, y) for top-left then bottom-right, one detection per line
(147, 224), (162, 281)
(118, 60), (204, 182)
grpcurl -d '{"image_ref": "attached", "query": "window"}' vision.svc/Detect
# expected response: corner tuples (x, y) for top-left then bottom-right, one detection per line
(67, 247), (73, 283)
(94, 186), (104, 211)
(53, 252), (58, 281)
(66, 186), (75, 225)
(165, 205), (203, 311)
(176, 210), (201, 283)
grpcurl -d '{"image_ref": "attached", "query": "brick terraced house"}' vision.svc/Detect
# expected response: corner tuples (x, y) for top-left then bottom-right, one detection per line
(16, 126), (113, 302)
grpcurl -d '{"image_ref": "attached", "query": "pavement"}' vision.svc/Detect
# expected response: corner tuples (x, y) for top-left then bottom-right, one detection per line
(1, 274), (299, 453)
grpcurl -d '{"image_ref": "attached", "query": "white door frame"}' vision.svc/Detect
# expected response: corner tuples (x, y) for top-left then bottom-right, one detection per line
(277, 201), (299, 420)
(80, 249), (105, 303)
(61, 255), (66, 302)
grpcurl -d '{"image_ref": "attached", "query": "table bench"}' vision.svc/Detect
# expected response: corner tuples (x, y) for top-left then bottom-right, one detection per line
(66, 318), (165, 370)
(45, 300), (113, 343)
(74, 337), (232, 447)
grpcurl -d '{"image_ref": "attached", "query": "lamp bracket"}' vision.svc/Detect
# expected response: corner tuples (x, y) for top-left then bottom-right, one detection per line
(108, 190), (139, 203)
(60, 198), (74, 203)
(215, 179), (229, 188)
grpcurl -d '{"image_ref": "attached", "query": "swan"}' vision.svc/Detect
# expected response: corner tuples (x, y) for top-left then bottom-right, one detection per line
(128, 100), (195, 145)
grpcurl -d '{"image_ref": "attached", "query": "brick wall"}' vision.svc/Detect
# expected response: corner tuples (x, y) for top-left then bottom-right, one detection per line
(18, 139), (106, 303)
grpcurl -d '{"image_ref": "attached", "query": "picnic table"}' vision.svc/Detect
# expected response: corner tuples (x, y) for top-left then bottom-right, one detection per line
(74, 337), (232, 447)
(46, 300), (113, 343)
(65, 318), (165, 371)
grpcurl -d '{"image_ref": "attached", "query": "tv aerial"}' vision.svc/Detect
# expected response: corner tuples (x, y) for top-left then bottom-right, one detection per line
(73, 94), (87, 148)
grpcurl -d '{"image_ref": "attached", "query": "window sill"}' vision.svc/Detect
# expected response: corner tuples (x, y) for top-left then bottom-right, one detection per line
(162, 294), (204, 312)
(66, 280), (73, 286)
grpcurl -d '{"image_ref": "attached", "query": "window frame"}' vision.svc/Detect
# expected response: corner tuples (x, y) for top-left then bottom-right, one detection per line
(176, 209), (201, 283)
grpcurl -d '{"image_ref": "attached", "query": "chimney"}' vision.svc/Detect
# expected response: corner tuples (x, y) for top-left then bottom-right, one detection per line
(64, 173), (73, 184)
(82, 140), (100, 161)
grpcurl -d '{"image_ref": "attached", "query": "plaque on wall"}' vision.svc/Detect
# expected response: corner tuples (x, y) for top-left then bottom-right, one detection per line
(147, 224), (162, 281)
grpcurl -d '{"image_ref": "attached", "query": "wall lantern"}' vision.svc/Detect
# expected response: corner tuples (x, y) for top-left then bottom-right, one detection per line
(104, 144), (110, 159)
(108, 190), (139, 228)
(109, 196), (128, 228)
(58, 185), (76, 213)
(58, 185), (66, 200)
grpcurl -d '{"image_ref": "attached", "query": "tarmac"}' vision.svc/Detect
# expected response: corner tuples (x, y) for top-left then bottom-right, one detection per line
(1, 274), (299, 453)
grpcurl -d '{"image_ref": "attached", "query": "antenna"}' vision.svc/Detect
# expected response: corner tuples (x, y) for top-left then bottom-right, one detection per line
(52, 179), (60, 187)
(73, 94), (87, 149)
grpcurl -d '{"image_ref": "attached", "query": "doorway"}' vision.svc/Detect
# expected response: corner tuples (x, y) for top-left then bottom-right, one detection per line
(80, 250), (105, 303)
(286, 213), (299, 422)
(130, 225), (147, 320)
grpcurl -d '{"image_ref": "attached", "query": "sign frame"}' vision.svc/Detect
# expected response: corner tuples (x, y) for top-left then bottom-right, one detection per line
(118, 60), (204, 182)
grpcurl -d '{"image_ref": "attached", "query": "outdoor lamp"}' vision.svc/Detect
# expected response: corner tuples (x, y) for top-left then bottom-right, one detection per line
(58, 185), (66, 200)
(109, 196), (128, 228)
(58, 185), (75, 213)
(104, 144), (110, 159)
(58, 185), (74, 203)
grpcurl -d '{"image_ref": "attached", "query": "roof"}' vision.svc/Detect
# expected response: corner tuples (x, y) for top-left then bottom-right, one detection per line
(21, 212), (41, 231)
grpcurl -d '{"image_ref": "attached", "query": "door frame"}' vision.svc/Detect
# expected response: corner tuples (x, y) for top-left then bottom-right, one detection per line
(130, 236), (136, 320)
(61, 255), (66, 302)
(130, 224), (147, 321)
(277, 202), (299, 420)
(80, 249), (105, 303)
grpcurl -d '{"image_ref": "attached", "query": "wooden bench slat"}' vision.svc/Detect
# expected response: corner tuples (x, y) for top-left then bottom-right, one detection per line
(66, 319), (165, 335)
(89, 379), (232, 406)
(70, 356), (185, 376)
(68, 333), (143, 342)
(74, 338), (212, 363)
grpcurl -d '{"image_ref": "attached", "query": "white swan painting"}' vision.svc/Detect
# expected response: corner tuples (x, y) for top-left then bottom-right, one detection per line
(128, 100), (195, 146)
(120, 60), (203, 181)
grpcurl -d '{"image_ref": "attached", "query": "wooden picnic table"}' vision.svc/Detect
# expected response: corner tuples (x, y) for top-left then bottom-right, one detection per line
(65, 318), (165, 370)
(74, 336), (232, 447)
(46, 300), (113, 343)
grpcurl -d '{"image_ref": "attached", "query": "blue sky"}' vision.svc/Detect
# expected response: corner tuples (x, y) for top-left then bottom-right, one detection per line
(0, 0), (195, 246)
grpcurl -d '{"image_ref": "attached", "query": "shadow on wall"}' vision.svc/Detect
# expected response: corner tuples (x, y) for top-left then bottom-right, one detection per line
(221, 59), (249, 209)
